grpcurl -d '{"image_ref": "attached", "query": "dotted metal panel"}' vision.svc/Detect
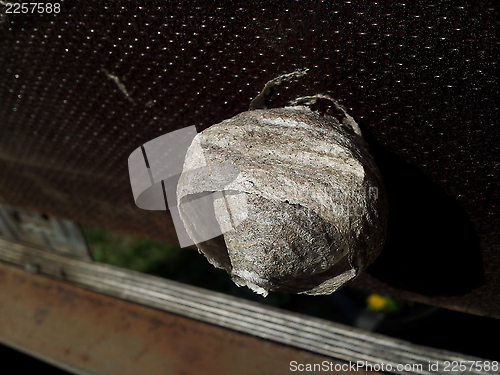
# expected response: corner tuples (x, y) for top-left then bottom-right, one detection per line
(0, 1), (498, 316)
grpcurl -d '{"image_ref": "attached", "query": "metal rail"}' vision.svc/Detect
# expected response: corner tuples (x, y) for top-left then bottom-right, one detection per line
(0, 238), (493, 375)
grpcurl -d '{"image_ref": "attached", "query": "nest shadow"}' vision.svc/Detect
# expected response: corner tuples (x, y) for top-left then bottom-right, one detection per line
(362, 128), (484, 297)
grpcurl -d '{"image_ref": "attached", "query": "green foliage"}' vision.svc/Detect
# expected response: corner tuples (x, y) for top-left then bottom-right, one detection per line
(83, 225), (179, 273)
(81, 225), (291, 307)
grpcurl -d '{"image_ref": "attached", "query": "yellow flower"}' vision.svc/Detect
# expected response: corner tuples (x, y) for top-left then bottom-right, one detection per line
(367, 293), (388, 311)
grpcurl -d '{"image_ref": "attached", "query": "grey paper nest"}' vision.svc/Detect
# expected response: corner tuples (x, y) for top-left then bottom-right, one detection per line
(177, 104), (387, 296)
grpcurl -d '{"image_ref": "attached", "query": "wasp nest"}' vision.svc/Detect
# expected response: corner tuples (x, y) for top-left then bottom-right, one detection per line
(177, 74), (387, 296)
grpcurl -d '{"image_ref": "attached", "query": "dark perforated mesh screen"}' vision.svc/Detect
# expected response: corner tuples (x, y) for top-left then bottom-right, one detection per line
(0, 1), (498, 317)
